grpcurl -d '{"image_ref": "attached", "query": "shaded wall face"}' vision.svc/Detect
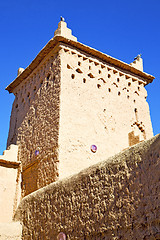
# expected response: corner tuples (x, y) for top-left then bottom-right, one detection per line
(59, 44), (153, 179)
(15, 135), (160, 240)
(7, 51), (61, 196)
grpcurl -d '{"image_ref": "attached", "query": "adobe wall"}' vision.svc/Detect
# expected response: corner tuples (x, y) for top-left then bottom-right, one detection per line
(0, 165), (20, 223)
(0, 145), (21, 223)
(7, 48), (61, 196)
(15, 134), (160, 240)
(0, 222), (22, 240)
(59, 43), (153, 178)
(6, 36), (153, 196)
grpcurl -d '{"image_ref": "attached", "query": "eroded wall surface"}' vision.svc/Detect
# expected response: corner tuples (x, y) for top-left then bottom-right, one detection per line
(7, 40), (153, 195)
(7, 50), (61, 196)
(15, 134), (160, 240)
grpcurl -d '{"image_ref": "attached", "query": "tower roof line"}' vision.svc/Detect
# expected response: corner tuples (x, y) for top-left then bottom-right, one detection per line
(6, 35), (154, 93)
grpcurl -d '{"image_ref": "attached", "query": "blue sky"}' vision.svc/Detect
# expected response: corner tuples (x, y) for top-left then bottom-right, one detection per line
(0, 0), (160, 154)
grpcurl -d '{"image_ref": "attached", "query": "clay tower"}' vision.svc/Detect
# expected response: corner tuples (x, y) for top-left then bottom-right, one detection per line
(6, 19), (154, 196)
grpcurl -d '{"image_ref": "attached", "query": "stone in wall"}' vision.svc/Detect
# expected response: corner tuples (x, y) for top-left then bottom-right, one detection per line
(15, 134), (160, 240)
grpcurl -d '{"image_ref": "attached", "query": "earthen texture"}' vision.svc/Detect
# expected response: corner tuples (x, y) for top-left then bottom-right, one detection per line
(0, 222), (22, 240)
(0, 145), (21, 222)
(7, 49), (61, 196)
(59, 43), (153, 178)
(0, 165), (20, 222)
(15, 135), (160, 240)
(6, 27), (153, 195)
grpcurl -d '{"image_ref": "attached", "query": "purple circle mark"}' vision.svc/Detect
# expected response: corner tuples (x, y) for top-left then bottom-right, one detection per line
(57, 232), (66, 240)
(91, 145), (97, 153)
(35, 150), (39, 156)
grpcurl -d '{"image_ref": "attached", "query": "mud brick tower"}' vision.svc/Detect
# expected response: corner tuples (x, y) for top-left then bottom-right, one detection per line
(6, 19), (154, 196)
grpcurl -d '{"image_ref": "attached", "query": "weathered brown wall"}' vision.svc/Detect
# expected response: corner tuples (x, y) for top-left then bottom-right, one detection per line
(7, 39), (153, 195)
(15, 134), (160, 240)
(7, 50), (61, 196)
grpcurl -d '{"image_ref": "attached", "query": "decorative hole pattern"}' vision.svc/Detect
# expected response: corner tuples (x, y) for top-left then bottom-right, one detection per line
(88, 73), (94, 78)
(67, 64), (72, 69)
(76, 68), (83, 73)
(64, 49), (69, 52)
(98, 78), (106, 83)
(71, 74), (75, 79)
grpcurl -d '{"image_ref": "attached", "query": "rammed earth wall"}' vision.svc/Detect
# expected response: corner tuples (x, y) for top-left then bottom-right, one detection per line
(58, 43), (153, 179)
(7, 50), (61, 196)
(15, 134), (160, 240)
(6, 35), (154, 196)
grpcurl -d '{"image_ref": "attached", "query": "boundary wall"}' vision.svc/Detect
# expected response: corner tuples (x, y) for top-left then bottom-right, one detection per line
(15, 135), (160, 240)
